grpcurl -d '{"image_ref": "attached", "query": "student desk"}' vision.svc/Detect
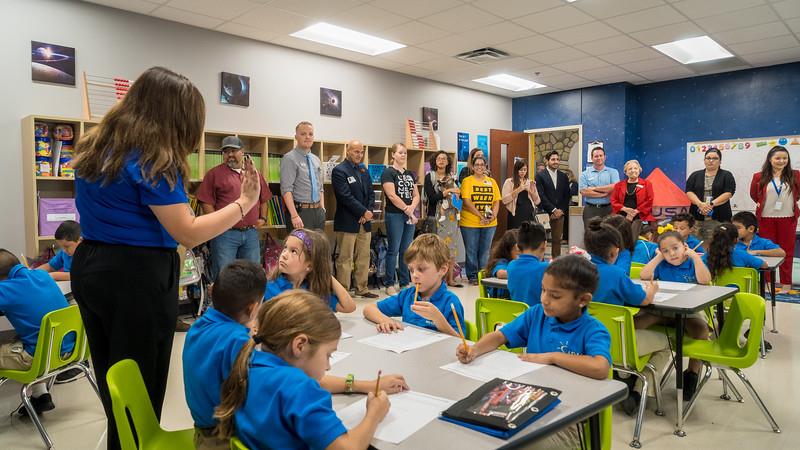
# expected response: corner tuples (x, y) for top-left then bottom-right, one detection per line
(642, 283), (738, 437)
(480, 277), (507, 291)
(331, 317), (627, 449)
(757, 256), (783, 333)
(57, 280), (72, 299)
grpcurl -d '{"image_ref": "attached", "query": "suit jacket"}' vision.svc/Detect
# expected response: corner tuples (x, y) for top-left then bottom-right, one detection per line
(535, 168), (571, 214)
(332, 159), (375, 233)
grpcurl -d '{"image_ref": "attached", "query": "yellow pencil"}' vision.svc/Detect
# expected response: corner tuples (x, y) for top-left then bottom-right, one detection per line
(20, 254), (29, 268)
(413, 283), (420, 303)
(374, 370), (382, 396)
(450, 303), (468, 353)
(691, 241), (704, 251)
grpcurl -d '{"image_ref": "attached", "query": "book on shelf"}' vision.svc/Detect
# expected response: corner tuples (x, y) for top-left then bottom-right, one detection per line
(265, 196), (286, 226)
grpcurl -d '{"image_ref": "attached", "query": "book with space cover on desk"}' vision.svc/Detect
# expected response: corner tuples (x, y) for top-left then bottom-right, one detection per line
(440, 378), (561, 439)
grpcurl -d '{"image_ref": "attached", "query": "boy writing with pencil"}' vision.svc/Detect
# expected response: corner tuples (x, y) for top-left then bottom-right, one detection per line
(37, 220), (82, 281)
(364, 233), (465, 337)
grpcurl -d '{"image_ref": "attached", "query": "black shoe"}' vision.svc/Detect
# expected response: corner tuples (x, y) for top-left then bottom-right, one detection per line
(55, 367), (85, 384)
(357, 291), (380, 299)
(765, 340), (773, 351)
(683, 371), (699, 401)
(18, 394), (55, 417)
(621, 391), (641, 417)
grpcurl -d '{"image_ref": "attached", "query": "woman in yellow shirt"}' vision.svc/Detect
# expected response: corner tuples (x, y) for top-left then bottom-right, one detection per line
(459, 156), (500, 285)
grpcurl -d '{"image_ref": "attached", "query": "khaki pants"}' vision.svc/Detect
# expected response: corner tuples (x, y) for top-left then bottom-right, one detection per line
(335, 227), (372, 294)
(549, 216), (565, 257)
(0, 340), (33, 370)
(194, 428), (229, 450)
(633, 329), (671, 396)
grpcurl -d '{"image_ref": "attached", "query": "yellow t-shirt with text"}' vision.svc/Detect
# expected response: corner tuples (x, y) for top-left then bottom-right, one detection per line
(459, 175), (500, 228)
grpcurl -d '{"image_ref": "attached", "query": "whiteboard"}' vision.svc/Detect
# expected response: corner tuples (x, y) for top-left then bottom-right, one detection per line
(686, 135), (800, 213)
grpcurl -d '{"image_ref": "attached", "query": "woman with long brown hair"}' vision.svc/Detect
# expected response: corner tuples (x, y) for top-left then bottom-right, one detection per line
(71, 66), (261, 450)
(501, 159), (540, 230)
(749, 145), (800, 290)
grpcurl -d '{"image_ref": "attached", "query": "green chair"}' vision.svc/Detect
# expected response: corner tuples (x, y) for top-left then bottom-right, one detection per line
(588, 302), (665, 448)
(712, 267), (766, 359)
(106, 359), (195, 450)
(0, 305), (98, 450)
(477, 269), (488, 298)
(581, 406), (613, 450)
(230, 437), (248, 449)
(680, 293), (780, 433)
(464, 320), (478, 342)
(630, 266), (642, 280)
(630, 262), (645, 268)
(475, 297), (528, 353)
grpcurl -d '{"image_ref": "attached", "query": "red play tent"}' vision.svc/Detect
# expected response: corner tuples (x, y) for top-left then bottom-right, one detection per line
(645, 168), (691, 220)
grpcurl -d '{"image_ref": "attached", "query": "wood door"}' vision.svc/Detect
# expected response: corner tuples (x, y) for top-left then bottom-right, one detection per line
(489, 129), (530, 240)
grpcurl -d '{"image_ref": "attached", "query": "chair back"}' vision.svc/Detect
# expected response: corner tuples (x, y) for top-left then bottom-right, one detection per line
(230, 437), (249, 450)
(588, 302), (646, 372)
(717, 293), (765, 369)
(629, 266), (642, 279)
(107, 359), (162, 450)
(713, 267), (759, 294)
(475, 297), (528, 352)
(477, 270), (488, 298)
(25, 305), (84, 382)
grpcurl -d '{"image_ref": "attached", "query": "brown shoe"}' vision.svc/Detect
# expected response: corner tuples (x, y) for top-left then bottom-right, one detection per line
(175, 319), (190, 332)
(358, 291), (380, 299)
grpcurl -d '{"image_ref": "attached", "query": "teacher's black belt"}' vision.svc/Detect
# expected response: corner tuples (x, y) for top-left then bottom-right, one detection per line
(586, 203), (611, 208)
(296, 201), (321, 209)
(231, 225), (256, 231)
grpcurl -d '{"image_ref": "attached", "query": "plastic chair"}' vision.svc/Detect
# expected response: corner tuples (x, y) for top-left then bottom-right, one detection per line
(464, 320), (478, 342)
(712, 267), (766, 358)
(474, 297), (528, 353)
(630, 266), (642, 280)
(106, 359), (195, 450)
(0, 305), (99, 450)
(581, 406), (613, 450)
(230, 437), (248, 449)
(588, 302), (665, 448)
(680, 293), (780, 433)
(477, 269), (488, 298)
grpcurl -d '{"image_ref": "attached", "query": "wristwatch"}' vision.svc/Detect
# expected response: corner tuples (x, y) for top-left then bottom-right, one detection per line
(345, 373), (354, 394)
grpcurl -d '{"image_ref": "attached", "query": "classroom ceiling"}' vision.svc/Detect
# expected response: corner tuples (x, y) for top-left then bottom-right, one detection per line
(83, 0), (800, 98)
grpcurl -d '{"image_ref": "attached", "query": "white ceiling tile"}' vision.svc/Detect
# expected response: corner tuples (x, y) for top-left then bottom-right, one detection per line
(416, 34), (490, 56)
(574, 0), (667, 19)
(671, 0), (767, 19)
(150, 5), (224, 28)
(328, 4), (411, 34)
(552, 56), (611, 72)
(604, 5), (687, 33)
(216, 22), (279, 42)
(574, 65), (632, 80)
(369, 0), (463, 20)
(267, 0), (362, 18)
(513, 6), (595, 33)
(84, 0), (161, 14)
(166, 0), (259, 20)
(740, 46), (800, 64)
(476, 57), (541, 72)
(496, 35), (565, 55)
(694, 5), (779, 33)
(269, 35), (371, 62)
(591, 73), (650, 85)
(629, 21), (705, 45)
(360, 57), (406, 71)
(788, 17), (800, 33)
(534, 73), (592, 88)
(464, 22), (534, 45)
(380, 21), (451, 45)
(619, 56), (682, 72)
(232, 5), (315, 34)
(412, 57), (477, 73)
(548, 21), (620, 45)
(574, 35), (643, 55)
(394, 65), (437, 77)
(728, 34), (800, 54)
(378, 46), (440, 64)
(712, 21), (791, 45)
(515, 65), (567, 80)
(526, 46), (591, 64)
(638, 65), (696, 81)
(771, 0), (800, 19)
(599, 46), (662, 64)
(471, 0), (563, 19)
(418, 5), (504, 34)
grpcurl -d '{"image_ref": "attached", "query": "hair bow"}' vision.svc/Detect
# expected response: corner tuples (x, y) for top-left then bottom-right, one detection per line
(657, 223), (674, 234)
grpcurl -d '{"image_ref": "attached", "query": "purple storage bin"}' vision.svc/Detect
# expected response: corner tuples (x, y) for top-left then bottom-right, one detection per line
(39, 198), (79, 236)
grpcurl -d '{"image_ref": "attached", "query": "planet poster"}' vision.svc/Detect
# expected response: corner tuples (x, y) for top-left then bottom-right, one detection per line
(31, 41), (75, 86)
(422, 106), (438, 130)
(220, 72), (250, 107)
(320, 87), (342, 117)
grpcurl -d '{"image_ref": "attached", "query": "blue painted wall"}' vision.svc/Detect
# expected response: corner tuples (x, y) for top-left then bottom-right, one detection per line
(512, 62), (800, 183)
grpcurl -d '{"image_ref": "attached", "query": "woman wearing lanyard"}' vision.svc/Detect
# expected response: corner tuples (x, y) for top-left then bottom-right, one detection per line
(610, 160), (655, 238)
(460, 156), (500, 285)
(501, 158), (540, 230)
(685, 148), (736, 246)
(750, 145), (800, 291)
(71, 67), (261, 450)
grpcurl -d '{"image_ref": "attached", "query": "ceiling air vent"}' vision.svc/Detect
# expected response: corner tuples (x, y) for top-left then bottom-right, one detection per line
(455, 47), (510, 64)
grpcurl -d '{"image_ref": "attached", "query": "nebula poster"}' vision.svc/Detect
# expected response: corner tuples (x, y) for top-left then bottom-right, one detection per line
(220, 72), (250, 107)
(320, 87), (342, 117)
(31, 41), (76, 86)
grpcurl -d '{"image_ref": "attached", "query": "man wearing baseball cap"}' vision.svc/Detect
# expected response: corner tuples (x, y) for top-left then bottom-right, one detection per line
(197, 136), (272, 280)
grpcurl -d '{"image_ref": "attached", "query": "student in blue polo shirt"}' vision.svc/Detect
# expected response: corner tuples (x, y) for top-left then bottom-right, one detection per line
(483, 229), (518, 299)
(732, 211), (786, 257)
(506, 221), (549, 306)
(0, 249), (74, 416)
(672, 213), (705, 253)
(364, 233), (464, 336)
(264, 228), (355, 313)
(37, 220), (81, 281)
(214, 290), (391, 450)
(603, 214), (636, 274)
(702, 223), (767, 279)
(632, 223), (659, 264)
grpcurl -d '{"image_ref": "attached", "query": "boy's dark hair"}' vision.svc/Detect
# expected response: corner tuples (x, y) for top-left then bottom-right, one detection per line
(213, 260), (267, 318)
(584, 217), (622, 262)
(517, 221), (547, 251)
(54, 220), (81, 241)
(706, 223), (738, 279)
(545, 254), (599, 296)
(671, 213), (695, 228)
(732, 211), (758, 232)
(0, 249), (21, 280)
(640, 222), (658, 240)
(602, 215), (635, 251)
(486, 229), (518, 276)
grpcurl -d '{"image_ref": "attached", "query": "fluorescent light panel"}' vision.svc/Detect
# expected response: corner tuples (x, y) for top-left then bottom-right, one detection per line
(291, 22), (405, 56)
(652, 36), (733, 64)
(473, 74), (546, 92)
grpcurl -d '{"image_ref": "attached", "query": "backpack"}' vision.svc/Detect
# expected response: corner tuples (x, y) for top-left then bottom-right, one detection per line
(370, 231), (388, 286)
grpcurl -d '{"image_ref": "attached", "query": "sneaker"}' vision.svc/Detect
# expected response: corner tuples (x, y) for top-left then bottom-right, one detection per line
(358, 291), (380, 299)
(55, 367), (85, 384)
(447, 282), (465, 288)
(683, 370), (699, 401)
(621, 391), (641, 417)
(468, 279), (479, 286)
(18, 393), (55, 417)
(385, 286), (399, 296)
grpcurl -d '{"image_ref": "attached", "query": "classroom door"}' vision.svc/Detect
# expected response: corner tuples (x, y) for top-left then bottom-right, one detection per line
(489, 129), (530, 240)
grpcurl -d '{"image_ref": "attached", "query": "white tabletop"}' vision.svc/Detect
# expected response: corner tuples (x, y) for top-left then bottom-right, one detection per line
(57, 280), (71, 296)
(481, 277), (507, 289)
(643, 283), (738, 315)
(330, 317), (626, 449)
(758, 256), (784, 270)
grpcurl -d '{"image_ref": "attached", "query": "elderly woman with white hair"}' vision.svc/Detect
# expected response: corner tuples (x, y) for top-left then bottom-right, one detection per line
(611, 160), (655, 236)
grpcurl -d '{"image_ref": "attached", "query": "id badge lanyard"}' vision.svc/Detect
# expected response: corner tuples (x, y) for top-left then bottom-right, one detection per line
(771, 179), (784, 210)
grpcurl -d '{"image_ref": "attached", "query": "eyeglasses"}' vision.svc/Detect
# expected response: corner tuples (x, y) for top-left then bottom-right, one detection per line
(704, 157), (720, 161)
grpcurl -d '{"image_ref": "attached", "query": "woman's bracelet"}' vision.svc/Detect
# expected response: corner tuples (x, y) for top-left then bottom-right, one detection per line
(232, 200), (245, 221)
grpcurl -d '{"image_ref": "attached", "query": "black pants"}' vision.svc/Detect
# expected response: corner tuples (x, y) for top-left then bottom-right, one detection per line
(71, 241), (179, 450)
(287, 206), (326, 232)
(582, 203), (611, 228)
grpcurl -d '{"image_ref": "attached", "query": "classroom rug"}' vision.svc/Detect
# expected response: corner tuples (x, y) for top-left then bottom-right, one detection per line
(774, 290), (800, 304)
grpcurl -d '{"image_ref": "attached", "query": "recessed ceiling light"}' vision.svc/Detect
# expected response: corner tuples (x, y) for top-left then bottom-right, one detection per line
(652, 36), (733, 64)
(473, 74), (546, 92)
(565, 0), (579, 3)
(290, 22), (405, 56)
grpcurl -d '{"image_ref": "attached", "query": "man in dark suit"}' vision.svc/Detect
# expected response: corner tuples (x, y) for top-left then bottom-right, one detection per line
(535, 151), (571, 257)
(332, 140), (378, 298)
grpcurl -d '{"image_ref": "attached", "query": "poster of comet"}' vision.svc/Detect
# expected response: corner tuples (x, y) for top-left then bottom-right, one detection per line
(320, 87), (342, 117)
(31, 41), (75, 86)
(220, 72), (250, 107)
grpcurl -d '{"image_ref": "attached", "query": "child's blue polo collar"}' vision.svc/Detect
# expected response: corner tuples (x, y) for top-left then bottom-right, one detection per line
(421, 281), (448, 302)
(6, 264), (25, 279)
(545, 308), (590, 332)
(517, 254), (543, 262)
(589, 254), (610, 266)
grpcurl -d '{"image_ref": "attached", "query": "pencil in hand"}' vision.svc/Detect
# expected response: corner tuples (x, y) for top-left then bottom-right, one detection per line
(20, 254), (29, 268)
(691, 241), (704, 251)
(413, 283), (420, 303)
(450, 303), (469, 355)
(374, 370), (382, 396)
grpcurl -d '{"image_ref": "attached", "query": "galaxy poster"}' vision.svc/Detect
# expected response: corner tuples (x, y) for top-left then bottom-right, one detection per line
(31, 41), (75, 86)
(220, 72), (250, 107)
(320, 87), (342, 117)
(422, 107), (438, 130)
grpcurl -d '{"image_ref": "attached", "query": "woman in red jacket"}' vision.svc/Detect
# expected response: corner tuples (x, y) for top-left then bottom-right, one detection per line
(749, 145), (800, 290)
(611, 160), (655, 237)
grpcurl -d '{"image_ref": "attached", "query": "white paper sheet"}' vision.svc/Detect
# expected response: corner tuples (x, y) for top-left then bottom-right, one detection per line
(337, 391), (455, 444)
(357, 326), (449, 353)
(440, 350), (545, 382)
(340, 332), (352, 340)
(330, 351), (350, 366)
(653, 292), (678, 303)
(632, 279), (695, 291)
